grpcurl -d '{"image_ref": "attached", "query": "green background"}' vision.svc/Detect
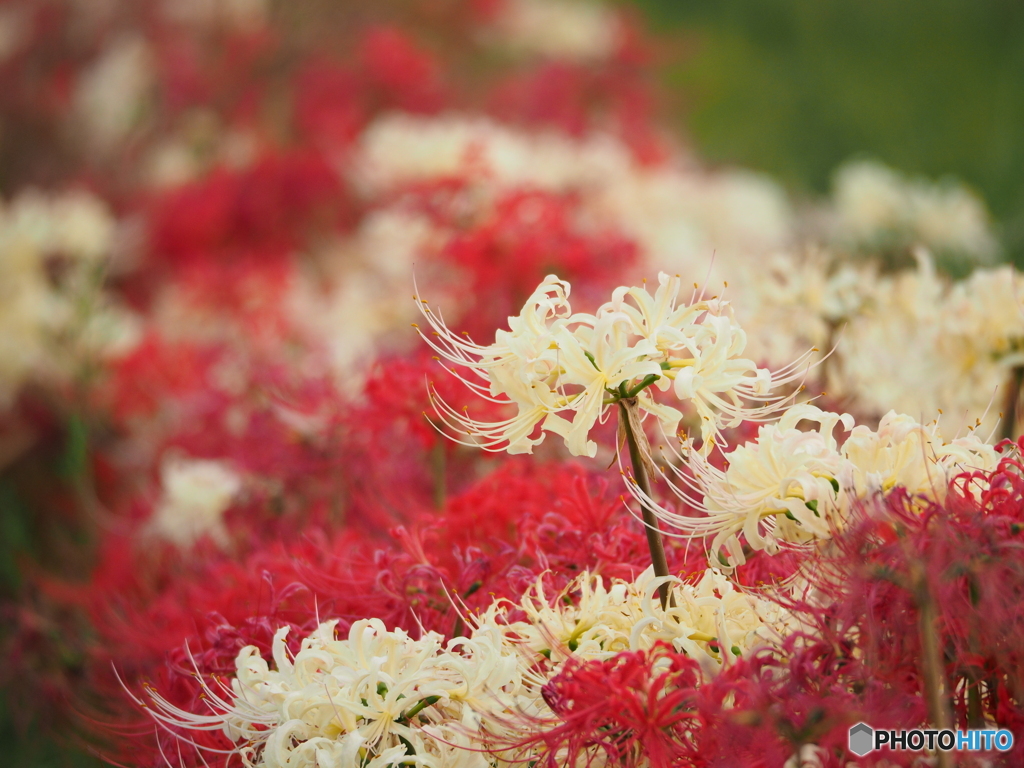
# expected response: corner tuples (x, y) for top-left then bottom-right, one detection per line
(631, 0), (1024, 265)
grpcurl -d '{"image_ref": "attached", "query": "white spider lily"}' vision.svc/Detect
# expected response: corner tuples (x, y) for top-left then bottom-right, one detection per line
(473, 567), (789, 677)
(139, 618), (527, 768)
(543, 307), (666, 456)
(415, 272), (812, 457)
(609, 272), (816, 447)
(631, 404), (1003, 569)
(840, 410), (1000, 499)
(416, 275), (570, 454)
(633, 405), (852, 568)
(149, 456), (242, 548)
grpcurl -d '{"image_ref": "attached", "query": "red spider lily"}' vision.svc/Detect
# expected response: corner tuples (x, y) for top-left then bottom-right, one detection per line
(761, 450), (1024, 762)
(684, 644), (924, 768)
(436, 460), (703, 587)
(146, 149), (348, 271)
(359, 26), (448, 115)
(293, 26), (447, 149)
(507, 643), (704, 768)
(59, 455), (704, 763)
(345, 352), (507, 514)
(438, 189), (640, 337)
(363, 183), (641, 343)
(487, 57), (666, 165)
(53, 530), (374, 767)
(294, 459), (703, 637)
(292, 56), (366, 148)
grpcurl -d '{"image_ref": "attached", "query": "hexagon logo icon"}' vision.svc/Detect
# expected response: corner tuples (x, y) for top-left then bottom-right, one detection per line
(849, 722), (874, 757)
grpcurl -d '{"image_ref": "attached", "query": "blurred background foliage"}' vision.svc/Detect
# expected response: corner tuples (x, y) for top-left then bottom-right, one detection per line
(630, 0), (1024, 265)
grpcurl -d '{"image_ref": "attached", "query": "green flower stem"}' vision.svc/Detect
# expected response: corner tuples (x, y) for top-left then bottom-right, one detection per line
(401, 695), (441, 721)
(625, 374), (660, 399)
(617, 399), (673, 610)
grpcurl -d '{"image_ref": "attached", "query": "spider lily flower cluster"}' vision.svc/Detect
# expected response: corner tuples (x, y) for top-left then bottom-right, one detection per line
(142, 618), (529, 768)
(638, 405), (1002, 568)
(143, 568), (792, 768)
(415, 272), (813, 458)
(476, 567), (790, 676)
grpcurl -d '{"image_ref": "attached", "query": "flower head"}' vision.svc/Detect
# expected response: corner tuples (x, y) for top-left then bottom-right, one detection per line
(642, 404), (1003, 568)
(648, 405), (853, 567)
(149, 455), (243, 547)
(506, 643), (704, 768)
(475, 568), (788, 679)
(143, 618), (526, 768)
(416, 272), (812, 458)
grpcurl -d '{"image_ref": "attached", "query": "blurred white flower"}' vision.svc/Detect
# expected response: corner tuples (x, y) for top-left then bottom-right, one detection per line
(911, 182), (998, 262)
(0, 226), (56, 408)
(487, 0), (621, 61)
(160, 0), (269, 32)
(50, 191), (117, 261)
(149, 456), (242, 547)
(732, 252), (875, 369)
(593, 167), (796, 278)
(286, 209), (440, 386)
(74, 34), (154, 153)
(354, 113), (632, 197)
(836, 253), (1015, 436)
(5, 189), (115, 261)
(831, 159), (998, 264)
(144, 140), (201, 189)
(943, 265), (1024, 363)
(835, 253), (943, 409)
(0, 189), (117, 405)
(832, 160), (908, 241)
